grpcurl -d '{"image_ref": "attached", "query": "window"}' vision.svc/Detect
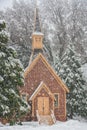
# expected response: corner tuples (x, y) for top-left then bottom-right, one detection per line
(39, 38), (41, 42)
(35, 37), (41, 42)
(54, 94), (58, 107)
(22, 94), (26, 101)
(35, 38), (38, 42)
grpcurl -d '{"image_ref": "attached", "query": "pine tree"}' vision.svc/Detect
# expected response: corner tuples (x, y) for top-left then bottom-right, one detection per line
(54, 43), (87, 119)
(0, 20), (29, 124)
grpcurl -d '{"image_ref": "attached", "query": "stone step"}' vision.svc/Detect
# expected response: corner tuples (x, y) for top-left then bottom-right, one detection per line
(39, 115), (54, 125)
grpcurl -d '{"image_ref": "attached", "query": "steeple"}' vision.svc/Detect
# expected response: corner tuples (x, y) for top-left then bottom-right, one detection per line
(34, 8), (41, 32)
(29, 1), (44, 65)
(32, 1), (43, 51)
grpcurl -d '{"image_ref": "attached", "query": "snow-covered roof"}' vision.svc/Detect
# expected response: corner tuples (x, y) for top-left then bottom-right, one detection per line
(32, 32), (44, 36)
(29, 81), (43, 100)
(29, 81), (55, 100)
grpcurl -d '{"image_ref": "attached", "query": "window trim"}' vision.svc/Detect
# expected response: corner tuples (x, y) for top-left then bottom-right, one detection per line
(54, 93), (59, 108)
(21, 93), (28, 101)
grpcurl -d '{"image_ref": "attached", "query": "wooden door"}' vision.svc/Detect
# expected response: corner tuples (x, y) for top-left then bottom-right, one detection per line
(38, 97), (49, 115)
(38, 97), (43, 115)
(44, 97), (49, 115)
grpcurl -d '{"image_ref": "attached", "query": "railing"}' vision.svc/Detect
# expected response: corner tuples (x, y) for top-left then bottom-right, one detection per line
(51, 109), (56, 123)
(36, 109), (56, 124)
(36, 110), (41, 123)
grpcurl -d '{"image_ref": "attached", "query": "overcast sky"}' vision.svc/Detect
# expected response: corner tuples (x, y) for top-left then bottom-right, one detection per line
(0, 0), (40, 11)
(0, 0), (13, 10)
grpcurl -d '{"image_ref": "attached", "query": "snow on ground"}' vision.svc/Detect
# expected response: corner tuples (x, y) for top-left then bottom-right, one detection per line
(0, 120), (87, 130)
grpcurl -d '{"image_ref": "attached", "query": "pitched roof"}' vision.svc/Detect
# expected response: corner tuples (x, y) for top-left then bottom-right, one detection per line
(29, 81), (55, 100)
(24, 53), (69, 93)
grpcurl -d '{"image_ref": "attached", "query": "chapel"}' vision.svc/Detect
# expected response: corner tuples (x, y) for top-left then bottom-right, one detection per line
(20, 6), (69, 125)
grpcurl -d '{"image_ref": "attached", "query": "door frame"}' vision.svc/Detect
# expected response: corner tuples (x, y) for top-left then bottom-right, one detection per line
(29, 82), (55, 117)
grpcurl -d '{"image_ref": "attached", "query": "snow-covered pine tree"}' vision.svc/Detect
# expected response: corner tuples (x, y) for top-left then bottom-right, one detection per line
(54, 43), (87, 119)
(0, 20), (29, 125)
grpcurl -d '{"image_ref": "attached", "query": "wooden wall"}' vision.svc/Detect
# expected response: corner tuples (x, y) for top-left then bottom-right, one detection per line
(21, 58), (67, 121)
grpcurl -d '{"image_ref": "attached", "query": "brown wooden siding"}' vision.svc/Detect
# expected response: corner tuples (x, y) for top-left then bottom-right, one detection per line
(21, 58), (67, 121)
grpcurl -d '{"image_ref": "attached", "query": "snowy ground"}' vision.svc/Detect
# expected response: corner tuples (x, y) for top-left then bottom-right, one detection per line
(0, 120), (87, 130)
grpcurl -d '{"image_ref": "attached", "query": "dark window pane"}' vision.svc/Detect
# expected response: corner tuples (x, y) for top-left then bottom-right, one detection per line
(22, 94), (26, 100)
(54, 94), (58, 107)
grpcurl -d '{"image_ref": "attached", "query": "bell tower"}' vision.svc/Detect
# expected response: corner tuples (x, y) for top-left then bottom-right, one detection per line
(29, 1), (44, 65)
(32, 7), (43, 51)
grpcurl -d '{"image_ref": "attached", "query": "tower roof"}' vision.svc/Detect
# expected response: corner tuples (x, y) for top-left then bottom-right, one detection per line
(34, 8), (41, 32)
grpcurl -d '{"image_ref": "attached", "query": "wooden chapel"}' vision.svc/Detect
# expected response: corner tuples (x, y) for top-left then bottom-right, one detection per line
(20, 5), (69, 125)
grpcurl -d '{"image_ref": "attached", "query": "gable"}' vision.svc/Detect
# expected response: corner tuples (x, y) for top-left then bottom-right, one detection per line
(24, 53), (69, 93)
(29, 81), (55, 100)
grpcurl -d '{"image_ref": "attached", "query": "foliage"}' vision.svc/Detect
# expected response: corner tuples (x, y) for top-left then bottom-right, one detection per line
(54, 43), (87, 118)
(0, 0), (54, 67)
(0, 20), (29, 125)
(40, 0), (87, 63)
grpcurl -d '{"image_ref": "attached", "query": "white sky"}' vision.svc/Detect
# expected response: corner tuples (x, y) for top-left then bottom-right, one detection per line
(0, 0), (40, 11)
(0, 0), (13, 10)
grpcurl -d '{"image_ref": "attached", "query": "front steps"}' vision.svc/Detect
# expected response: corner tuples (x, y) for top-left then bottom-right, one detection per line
(39, 115), (54, 125)
(36, 110), (56, 125)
